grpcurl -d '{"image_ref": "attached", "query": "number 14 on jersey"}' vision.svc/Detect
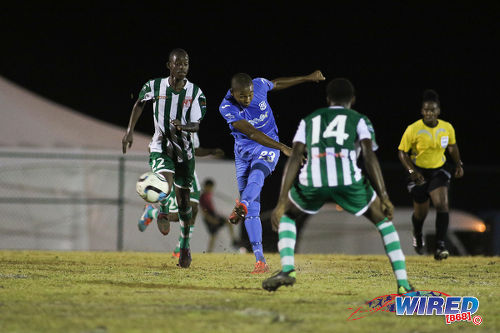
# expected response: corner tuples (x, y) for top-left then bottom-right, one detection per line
(311, 114), (349, 145)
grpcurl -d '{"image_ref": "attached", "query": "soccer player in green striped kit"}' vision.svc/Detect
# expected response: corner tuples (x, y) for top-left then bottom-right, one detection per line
(123, 48), (206, 268)
(263, 78), (414, 294)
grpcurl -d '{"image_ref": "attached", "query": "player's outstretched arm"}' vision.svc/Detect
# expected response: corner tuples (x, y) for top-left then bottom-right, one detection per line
(361, 139), (393, 220)
(232, 120), (292, 156)
(271, 70), (325, 91)
(122, 99), (146, 154)
(271, 142), (305, 230)
(447, 144), (464, 178)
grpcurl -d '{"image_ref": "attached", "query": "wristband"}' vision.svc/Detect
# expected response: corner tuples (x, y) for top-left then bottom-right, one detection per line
(408, 169), (415, 175)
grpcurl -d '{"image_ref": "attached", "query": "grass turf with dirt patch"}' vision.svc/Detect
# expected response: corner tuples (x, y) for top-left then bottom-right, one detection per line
(0, 251), (498, 333)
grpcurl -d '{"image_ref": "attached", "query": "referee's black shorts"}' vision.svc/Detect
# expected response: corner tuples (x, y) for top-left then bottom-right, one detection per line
(406, 165), (451, 203)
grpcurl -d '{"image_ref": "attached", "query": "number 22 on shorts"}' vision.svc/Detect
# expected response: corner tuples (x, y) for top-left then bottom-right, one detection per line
(152, 157), (166, 171)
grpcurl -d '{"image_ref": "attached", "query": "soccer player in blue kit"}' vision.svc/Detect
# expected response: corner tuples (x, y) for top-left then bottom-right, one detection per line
(219, 71), (325, 273)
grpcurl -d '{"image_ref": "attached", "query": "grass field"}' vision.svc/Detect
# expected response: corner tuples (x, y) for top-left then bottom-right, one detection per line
(0, 251), (498, 333)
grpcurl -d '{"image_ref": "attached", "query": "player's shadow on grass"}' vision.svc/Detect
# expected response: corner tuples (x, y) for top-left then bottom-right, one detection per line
(84, 279), (262, 292)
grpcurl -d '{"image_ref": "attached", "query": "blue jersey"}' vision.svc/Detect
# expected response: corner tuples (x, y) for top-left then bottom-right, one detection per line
(219, 78), (279, 149)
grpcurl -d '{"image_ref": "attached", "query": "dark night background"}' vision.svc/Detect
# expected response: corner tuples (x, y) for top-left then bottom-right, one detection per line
(1, 1), (499, 223)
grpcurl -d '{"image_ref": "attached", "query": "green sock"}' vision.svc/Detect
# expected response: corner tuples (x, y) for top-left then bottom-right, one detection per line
(376, 218), (411, 290)
(174, 226), (194, 253)
(178, 208), (193, 249)
(278, 215), (297, 274)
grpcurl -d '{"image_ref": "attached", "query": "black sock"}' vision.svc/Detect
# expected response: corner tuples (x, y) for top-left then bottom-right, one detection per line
(435, 212), (449, 243)
(412, 214), (425, 236)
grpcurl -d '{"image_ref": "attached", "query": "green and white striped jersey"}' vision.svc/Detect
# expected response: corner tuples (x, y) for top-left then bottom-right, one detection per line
(139, 78), (206, 163)
(293, 106), (373, 188)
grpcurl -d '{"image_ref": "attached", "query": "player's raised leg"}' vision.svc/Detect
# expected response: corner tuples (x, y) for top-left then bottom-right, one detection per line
(138, 169), (174, 233)
(229, 156), (250, 225)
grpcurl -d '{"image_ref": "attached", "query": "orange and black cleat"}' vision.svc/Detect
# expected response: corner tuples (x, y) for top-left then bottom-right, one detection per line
(228, 200), (247, 225)
(251, 260), (270, 274)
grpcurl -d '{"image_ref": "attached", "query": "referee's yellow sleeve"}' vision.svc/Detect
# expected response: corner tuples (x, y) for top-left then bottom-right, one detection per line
(448, 124), (456, 145)
(398, 126), (412, 152)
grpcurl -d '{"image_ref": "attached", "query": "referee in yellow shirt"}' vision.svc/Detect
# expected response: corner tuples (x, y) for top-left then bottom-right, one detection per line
(398, 89), (464, 260)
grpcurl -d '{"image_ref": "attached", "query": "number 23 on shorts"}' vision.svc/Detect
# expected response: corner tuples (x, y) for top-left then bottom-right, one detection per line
(258, 150), (276, 163)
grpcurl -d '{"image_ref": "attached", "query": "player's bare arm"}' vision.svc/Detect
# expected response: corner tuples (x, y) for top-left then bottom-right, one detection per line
(232, 119), (292, 156)
(170, 119), (199, 132)
(271, 70), (325, 91)
(122, 99), (146, 154)
(361, 139), (394, 220)
(271, 142), (305, 231)
(397, 149), (425, 185)
(447, 144), (464, 178)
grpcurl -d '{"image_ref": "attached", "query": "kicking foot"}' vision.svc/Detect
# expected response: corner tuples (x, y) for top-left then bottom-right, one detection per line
(262, 270), (296, 292)
(228, 200), (247, 225)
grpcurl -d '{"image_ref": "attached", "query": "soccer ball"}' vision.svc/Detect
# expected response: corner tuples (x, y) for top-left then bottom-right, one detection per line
(136, 172), (170, 203)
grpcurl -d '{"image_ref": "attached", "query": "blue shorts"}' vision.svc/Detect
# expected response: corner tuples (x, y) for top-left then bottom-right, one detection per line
(234, 144), (280, 193)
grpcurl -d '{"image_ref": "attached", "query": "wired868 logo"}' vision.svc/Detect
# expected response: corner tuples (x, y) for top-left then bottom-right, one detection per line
(347, 290), (482, 325)
(396, 293), (482, 325)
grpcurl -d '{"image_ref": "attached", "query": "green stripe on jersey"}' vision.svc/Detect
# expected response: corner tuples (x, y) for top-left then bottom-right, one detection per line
(163, 83), (173, 150)
(176, 88), (187, 120)
(153, 79), (161, 121)
(186, 84), (199, 124)
(178, 89), (189, 162)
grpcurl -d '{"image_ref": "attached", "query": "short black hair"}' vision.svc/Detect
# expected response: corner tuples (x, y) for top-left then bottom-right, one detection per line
(231, 73), (253, 91)
(326, 78), (355, 104)
(422, 89), (440, 106)
(203, 178), (215, 187)
(168, 48), (188, 62)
